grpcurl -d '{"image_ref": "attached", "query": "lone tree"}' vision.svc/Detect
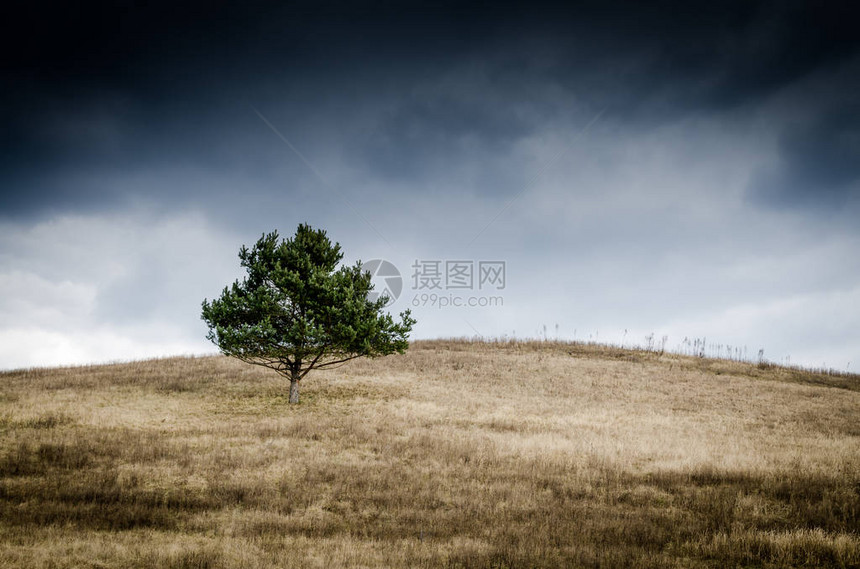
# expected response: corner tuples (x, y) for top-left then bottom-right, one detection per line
(201, 224), (415, 404)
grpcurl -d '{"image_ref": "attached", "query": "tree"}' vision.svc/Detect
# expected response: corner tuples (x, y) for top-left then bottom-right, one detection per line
(201, 224), (415, 404)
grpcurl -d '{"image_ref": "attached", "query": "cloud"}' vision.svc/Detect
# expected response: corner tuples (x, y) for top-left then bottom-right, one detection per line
(0, 271), (96, 329)
(5, 1), (859, 220)
(748, 102), (860, 210)
(0, 210), (241, 369)
(2, 1), (860, 371)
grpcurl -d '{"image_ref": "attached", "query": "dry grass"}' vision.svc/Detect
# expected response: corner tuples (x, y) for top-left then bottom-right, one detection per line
(1, 339), (858, 568)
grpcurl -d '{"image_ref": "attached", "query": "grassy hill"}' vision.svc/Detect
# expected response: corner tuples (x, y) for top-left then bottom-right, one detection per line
(1, 340), (858, 568)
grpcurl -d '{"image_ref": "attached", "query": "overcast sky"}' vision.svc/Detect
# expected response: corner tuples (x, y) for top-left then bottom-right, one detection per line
(2, 0), (859, 371)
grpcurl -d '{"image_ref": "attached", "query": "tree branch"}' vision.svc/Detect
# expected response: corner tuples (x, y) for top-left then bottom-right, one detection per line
(311, 353), (365, 369)
(299, 346), (329, 379)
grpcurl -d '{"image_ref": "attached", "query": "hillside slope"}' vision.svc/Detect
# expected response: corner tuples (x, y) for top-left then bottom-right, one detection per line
(1, 340), (858, 568)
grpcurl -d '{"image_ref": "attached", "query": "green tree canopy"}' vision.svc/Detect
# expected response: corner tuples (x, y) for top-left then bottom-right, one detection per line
(201, 224), (415, 403)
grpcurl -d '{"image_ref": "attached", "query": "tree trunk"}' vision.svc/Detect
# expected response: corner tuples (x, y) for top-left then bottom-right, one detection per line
(289, 372), (300, 404)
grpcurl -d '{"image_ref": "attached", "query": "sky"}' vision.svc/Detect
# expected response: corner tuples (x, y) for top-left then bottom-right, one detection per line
(1, 0), (859, 371)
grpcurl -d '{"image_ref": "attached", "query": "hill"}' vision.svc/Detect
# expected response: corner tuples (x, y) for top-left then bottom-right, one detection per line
(1, 340), (858, 568)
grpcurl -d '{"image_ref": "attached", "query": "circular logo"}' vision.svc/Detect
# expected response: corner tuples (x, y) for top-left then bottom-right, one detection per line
(361, 259), (402, 307)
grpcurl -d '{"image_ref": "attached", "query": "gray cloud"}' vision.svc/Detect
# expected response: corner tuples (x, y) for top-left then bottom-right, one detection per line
(2, 1), (860, 370)
(5, 1), (859, 219)
(749, 101), (860, 209)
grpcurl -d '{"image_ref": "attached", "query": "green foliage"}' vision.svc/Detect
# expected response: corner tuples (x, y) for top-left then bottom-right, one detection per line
(201, 224), (415, 386)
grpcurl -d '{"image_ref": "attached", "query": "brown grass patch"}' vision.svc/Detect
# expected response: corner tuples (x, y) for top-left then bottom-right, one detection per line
(1, 341), (858, 567)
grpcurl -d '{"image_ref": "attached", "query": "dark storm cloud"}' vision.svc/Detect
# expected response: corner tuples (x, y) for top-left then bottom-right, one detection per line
(644, 0), (859, 111)
(3, 1), (860, 371)
(3, 0), (860, 217)
(351, 90), (540, 196)
(749, 100), (860, 209)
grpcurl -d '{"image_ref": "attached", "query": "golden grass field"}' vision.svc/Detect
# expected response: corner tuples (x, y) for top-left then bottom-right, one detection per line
(1, 340), (858, 568)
